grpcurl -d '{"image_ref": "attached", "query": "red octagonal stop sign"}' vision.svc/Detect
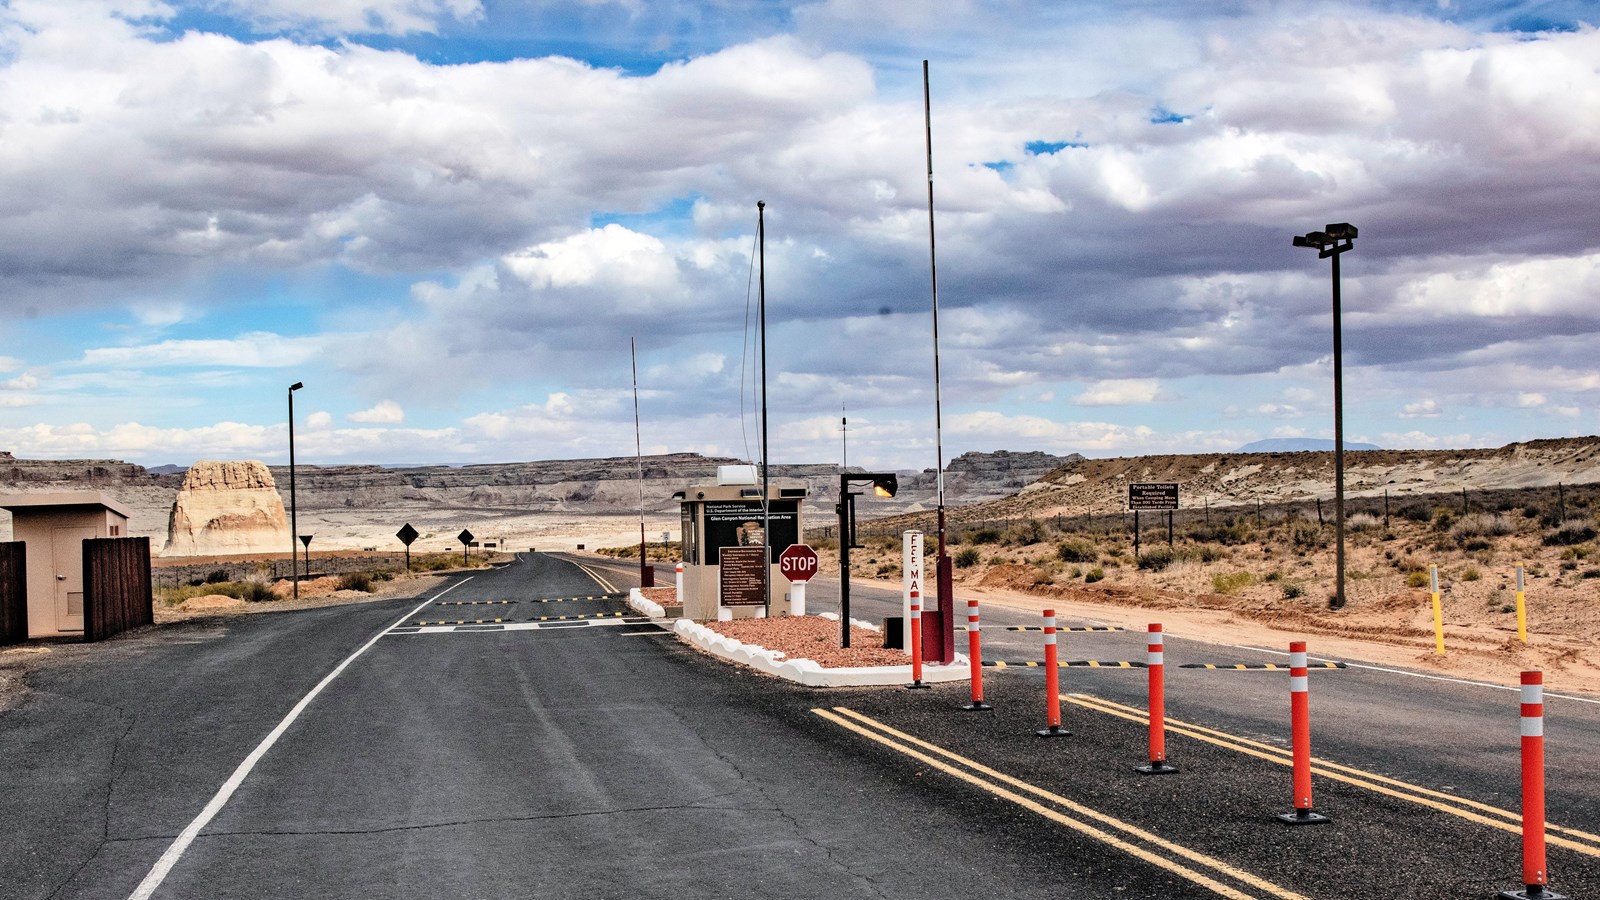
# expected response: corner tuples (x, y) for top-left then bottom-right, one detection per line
(778, 544), (819, 583)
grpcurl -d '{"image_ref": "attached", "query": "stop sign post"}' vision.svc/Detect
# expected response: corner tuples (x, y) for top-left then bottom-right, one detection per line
(779, 544), (819, 616)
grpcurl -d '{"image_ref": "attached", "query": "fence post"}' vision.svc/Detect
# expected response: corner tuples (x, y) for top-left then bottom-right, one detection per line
(1515, 563), (1528, 644)
(1277, 640), (1329, 824)
(1431, 564), (1446, 655)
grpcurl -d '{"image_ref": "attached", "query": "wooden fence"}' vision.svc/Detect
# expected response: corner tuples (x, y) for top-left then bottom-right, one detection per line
(0, 541), (24, 645)
(84, 537), (152, 643)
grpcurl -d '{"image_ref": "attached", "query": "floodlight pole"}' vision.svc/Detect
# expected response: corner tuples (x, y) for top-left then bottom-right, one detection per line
(288, 381), (303, 600)
(1293, 224), (1357, 610)
(923, 59), (955, 664)
(758, 200), (772, 618)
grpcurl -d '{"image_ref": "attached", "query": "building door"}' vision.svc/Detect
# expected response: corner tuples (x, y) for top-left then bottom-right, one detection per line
(51, 526), (95, 633)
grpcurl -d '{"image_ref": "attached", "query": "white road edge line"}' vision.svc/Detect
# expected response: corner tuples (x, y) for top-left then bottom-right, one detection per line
(126, 577), (474, 900)
(1223, 643), (1600, 706)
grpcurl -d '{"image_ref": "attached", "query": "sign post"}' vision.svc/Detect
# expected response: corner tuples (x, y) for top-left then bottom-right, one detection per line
(458, 528), (475, 566)
(299, 534), (313, 579)
(396, 523), (419, 571)
(902, 532), (922, 657)
(1128, 483), (1179, 560)
(779, 543), (819, 615)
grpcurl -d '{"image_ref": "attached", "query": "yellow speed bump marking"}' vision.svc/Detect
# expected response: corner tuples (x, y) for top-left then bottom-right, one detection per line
(1065, 693), (1600, 857)
(813, 707), (1308, 900)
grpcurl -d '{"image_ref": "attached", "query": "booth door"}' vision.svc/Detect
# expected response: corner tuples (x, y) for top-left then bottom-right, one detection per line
(51, 526), (95, 633)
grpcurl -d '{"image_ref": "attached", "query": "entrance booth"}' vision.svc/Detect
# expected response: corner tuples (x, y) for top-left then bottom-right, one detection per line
(0, 493), (132, 638)
(676, 467), (807, 621)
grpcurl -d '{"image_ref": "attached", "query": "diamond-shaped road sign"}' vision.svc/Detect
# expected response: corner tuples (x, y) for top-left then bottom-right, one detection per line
(458, 529), (475, 547)
(397, 523), (419, 546)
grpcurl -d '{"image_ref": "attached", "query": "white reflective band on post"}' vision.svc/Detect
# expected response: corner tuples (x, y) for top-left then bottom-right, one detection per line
(1522, 717), (1545, 738)
(1149, 650), (1164, 665)
(969, 621), (981, 632)
(1290, 651), (1307, 668)
(1290, 675), (1309, 693)
(1044, 633), (1057, 645)
(1150, 633), (1164, 647)
(1523, 683), (1544, 704)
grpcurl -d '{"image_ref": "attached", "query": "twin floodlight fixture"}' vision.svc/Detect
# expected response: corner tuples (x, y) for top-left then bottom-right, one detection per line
(1292, 223), (1358, 258)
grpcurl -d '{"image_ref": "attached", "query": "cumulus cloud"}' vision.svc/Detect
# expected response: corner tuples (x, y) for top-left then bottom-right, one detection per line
(349, 400), (405, 424)
(212, 0), (482, 36)
(80, 334), (327, 368)
(1072, 379), (1166, 407)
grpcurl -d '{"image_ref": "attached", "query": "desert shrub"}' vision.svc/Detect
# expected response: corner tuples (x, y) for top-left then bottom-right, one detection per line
(1084, 566), (1105, 583)
(1561, 546), (1592, 560)
(337, 572), (374, 592)
(1291, 523), (1326, 550)
(1405, 570), (1431, 589)
(1281, 582), (1305, 599)
(204, 569), (230, 584)
(875, 564), (898, 577)
(1211, 571), (1255, 594)
(1584, 568), (1600, 580)
(1462, 568), (1481, 581)
(1137, 547), (1176, 572)
(810, 537), (839, 552)
(1544, 520), (1598, 546)
(1395, 503), (1433, 523)
(1056, 539), (1099, 563)
(1187, 519), (1255, 546)
(1346, 512), (1381, 532)
(1431, 510), (1455, 532)
(988, 554), (1009, 566)
(1032, 570), (1056, 586)
(969, 528), (1002, 545)
(954, 547), (981, 568)
(1003, 519), (1047, 546)
(1451, 513), (1513, 540)
(1189, 543), (1225, 563)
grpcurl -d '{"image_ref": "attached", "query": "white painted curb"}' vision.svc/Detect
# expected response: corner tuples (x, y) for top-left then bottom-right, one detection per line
(627, 587), (666, 618)
(672, 616), (971, 688)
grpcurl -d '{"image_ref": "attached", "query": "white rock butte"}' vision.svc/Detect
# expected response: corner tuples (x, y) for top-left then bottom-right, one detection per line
(163, 460), (291, 557)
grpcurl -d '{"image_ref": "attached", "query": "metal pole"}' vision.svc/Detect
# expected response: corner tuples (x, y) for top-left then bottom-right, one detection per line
(924, 60), (954, 664)
(631, 338), (653, 589)
(288, 382), (300, 600)
(837, 476), (851, 647)
(758, 200), (771, 618)
(1331, 248), (1347, 610)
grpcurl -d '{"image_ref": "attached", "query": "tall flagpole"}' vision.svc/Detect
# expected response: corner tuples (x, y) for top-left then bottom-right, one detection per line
(924, 59), (954, 664)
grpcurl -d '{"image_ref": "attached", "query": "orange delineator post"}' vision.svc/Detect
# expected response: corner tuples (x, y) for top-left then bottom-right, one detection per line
(962, 598), (991, 711)
(906, 592), (930, 690)
(1498, 671), (1566, 899)
(1277, 640), (1329, 824)
(1036, 609), (1068, 737)
(1136, 623), (1177, 774)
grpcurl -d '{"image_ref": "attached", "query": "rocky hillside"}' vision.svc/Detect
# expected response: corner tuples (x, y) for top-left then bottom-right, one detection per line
(0, 449), (1065, 543)
(955, 437), (1600, 522)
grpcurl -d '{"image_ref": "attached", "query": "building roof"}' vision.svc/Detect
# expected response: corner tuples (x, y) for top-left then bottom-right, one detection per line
(0, 492), (133, 519)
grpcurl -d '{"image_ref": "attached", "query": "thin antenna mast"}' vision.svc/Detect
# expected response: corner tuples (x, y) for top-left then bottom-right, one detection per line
(631, 338), (653, 587)
(758, 201), (772, 617)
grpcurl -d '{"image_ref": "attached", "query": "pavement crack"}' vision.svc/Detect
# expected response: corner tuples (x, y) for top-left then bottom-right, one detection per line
(45, 700), (137, 900)
(197, 802), (759, 838)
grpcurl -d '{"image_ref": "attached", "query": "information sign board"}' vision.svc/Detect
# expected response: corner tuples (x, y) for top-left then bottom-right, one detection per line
(718, 546), (768, 607)
(1128, 483), (1180, 510)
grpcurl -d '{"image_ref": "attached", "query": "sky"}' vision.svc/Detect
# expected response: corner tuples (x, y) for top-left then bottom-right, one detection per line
(1, 0), (1598, 471)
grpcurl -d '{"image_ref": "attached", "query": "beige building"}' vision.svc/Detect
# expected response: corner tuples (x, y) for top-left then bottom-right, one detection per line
(0, 492), (132, 638)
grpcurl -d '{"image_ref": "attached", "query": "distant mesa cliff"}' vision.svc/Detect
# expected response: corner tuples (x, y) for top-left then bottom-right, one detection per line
(162, 460), (291, 557)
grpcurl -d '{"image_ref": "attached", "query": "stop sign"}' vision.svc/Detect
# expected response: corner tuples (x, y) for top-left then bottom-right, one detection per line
(778, 544), (819, 583)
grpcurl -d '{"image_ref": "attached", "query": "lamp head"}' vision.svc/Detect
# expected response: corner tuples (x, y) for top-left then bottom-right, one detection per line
(289, 382), (304, 392)
(871, 473), (898, 498)
(1323, 223), (1357, 240)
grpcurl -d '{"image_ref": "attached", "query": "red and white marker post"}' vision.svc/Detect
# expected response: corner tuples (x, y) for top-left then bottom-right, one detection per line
(905, 590), (930, 690)
(1277, 640), (1329, 824)
(1498, 671), (1567, 899)
(1036, 609), (1069, 737)
(1135, 623), (1177, 774)
(674, 561), (684, 606)
(961, 598), (991, 711)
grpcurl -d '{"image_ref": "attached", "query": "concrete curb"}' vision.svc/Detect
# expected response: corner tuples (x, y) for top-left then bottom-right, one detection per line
(627, 587), (667, 618)
(670, 613), (971, 688)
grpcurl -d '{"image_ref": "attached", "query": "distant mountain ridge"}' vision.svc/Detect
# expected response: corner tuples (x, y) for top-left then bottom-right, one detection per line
(1237, 438), (1382, 453)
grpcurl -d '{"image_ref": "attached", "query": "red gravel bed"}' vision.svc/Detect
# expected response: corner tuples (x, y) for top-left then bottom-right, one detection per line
(705, 615), (910, 668)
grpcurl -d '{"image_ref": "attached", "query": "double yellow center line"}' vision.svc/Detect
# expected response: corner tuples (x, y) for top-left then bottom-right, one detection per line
(1067, 693), (1600, 858)
(813, 706), (1309, 900)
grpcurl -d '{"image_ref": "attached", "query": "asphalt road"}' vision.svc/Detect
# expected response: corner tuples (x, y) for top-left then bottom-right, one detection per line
(3, 553), (1598, 899)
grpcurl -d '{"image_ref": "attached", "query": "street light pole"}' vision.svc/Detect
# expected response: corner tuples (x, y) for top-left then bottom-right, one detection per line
(288, 381), (303, 600)
(1293, 224), (1357, 610)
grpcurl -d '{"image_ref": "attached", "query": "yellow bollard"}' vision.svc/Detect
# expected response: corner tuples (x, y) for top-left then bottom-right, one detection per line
(1515, 563), (1528, 644)
(1430, 564), (1445, 655)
